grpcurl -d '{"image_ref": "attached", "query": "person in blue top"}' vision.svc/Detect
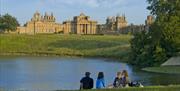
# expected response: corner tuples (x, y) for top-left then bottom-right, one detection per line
(96, 72), (105, 89)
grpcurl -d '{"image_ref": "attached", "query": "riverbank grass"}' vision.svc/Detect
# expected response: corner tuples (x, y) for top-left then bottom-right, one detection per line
(0, 34), (131, 60)
(60, 85), (180, 91)
(142, 66), (180, 74)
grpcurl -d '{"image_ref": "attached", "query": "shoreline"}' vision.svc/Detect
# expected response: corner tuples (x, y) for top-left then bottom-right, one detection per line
(142, 66), (180, 74)
(0, 52), (128, 62)
(1, 85), (180, 91)
(63, 85), (180, 91)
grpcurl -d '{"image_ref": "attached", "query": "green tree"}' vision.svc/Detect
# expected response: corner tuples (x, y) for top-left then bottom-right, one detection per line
(129, 31), (155, 67)
(129, 0), (180, 67)
(147, 0), (180, 56)
(0, 14), (19, 32)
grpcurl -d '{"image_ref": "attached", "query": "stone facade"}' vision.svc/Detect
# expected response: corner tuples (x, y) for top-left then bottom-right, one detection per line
(122, 24), (146, 34)
(97, 15), (128, 34)
(16, 11), (154, 35)
(17, 12), (97, 34)
(105, 15), (127, 31)
(63, 13), (97, 34)
(144, 15), (155, 32)
(145, 15), (154, 26)
(121, 15), (154, 34)
(17, 11), (63, 34)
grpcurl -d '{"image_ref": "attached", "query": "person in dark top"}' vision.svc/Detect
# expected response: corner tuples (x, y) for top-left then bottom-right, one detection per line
(113, 72), (123, 88)
(80, 72), (94, 90)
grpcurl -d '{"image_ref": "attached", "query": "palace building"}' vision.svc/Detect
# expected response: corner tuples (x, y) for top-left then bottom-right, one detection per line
(145, 15), (155, 26)
(106, 14), (128, 31)
(17, 11), (63, 34)
(98, 15), (154, 34)
(63, 13), (97, 34)
(17, 12), (97, 34)
(16, 11), (154, 35)
(97, 14), (128, 34)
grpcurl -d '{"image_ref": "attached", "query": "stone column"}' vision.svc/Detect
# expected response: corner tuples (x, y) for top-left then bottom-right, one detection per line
(87, 24), (90, 34)
(77, 24), (79, 34)
(90, 24), (92, 34)
(81, 24), (83, 34)
(85, 24), (87, 34)
(92, 24), (94, 34)
(94, 25), (96, 34)
(79, 24), (81, 34)
(79, 24), (80, 34)
(80, 24), (82, 34)
(84, 24), (86, 34)
(93, 24), (95, 34)
(83, 24), (85, 34)
(86, 25), (88, 34)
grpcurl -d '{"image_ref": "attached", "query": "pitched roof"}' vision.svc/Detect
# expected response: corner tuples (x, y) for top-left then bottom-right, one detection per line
(161, 56), (180, 66)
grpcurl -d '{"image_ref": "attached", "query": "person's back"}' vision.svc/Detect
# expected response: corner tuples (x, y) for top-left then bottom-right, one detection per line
(80, 72), (94, 90)
(96, 72), (105, 89)
(96, 78), (105, 89)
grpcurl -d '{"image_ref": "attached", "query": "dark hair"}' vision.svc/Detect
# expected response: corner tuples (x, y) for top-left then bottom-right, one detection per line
(97, 72), (104, 79)
(85, 72), (91, 77)
(122, 70), (128, 77)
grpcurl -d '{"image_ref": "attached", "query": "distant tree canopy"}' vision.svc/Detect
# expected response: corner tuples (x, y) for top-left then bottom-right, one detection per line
(0, 14), (19, 32)
(147, 0), (180, 55)
(129, 0), (180, 68)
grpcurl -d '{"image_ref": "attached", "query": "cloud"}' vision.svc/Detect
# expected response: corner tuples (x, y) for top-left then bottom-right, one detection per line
(44, 0), (127, 8)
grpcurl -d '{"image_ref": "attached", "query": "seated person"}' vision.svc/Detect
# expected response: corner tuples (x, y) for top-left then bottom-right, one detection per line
(113, 72), (123, 88)
(80, 72), (94, 90)
(96, 72), (105, 89)
(121, 70), (131, 87)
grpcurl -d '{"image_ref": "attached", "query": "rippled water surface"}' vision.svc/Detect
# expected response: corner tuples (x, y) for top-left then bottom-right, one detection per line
(0, 56), (180, 90)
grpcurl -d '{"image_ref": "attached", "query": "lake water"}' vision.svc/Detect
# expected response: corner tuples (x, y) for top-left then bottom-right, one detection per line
(0, 56), (180, 90)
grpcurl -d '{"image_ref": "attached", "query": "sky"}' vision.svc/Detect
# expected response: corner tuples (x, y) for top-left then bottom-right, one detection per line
(0, 0), (150, 25)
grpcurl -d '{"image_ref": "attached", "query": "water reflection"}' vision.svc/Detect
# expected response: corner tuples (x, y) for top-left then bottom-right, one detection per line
(0, 56), (180, 90)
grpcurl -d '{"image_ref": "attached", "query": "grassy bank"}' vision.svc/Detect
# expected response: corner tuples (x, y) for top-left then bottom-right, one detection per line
(142, 66), (180, 74)
(0, 34), (131, 60)
(59, 85), (180, 91)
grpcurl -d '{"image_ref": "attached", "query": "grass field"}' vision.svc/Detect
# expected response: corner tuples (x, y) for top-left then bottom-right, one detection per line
(58, 85), (180, 91)
(0, 34), (131, 60)
(142, 66), (180, 74)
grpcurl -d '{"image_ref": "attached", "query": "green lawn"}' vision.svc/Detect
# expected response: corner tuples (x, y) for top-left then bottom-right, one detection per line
(142, 66), (180, 74)
(58, 85), (180, 91)
(0, 34), (131, 60)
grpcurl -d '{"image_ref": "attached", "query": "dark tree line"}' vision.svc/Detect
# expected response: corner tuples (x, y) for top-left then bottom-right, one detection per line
(129, 0), (180, 67)
(0, 14), (19, 32)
